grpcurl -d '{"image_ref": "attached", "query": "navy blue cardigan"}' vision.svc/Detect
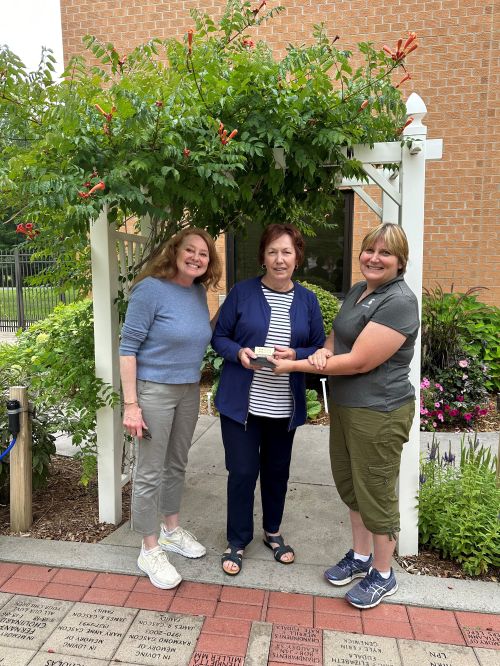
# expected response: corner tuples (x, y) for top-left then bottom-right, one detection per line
(211, 277), (325, 430)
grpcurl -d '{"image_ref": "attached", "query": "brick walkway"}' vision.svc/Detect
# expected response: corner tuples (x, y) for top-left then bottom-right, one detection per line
(0, 562), (498, 665)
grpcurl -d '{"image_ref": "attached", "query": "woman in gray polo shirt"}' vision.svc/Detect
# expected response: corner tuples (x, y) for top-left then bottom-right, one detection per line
(271, 223), (419, 610)
(119, 228), (222, 590)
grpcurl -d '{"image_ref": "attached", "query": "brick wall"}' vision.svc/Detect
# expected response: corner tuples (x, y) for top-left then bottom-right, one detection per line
(60, 0), (499, 306)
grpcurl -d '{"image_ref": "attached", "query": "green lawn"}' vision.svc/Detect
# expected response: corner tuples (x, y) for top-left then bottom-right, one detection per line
(0, 287), (76, 323)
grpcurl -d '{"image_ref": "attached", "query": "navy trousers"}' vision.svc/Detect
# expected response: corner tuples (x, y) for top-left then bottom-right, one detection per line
(220, 413), (296, 549)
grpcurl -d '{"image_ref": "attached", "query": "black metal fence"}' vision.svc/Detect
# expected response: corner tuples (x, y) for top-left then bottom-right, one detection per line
(0, 249), (77, 331)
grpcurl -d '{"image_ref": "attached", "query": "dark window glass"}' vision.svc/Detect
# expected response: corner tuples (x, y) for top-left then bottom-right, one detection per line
(227, 191), (353, 297)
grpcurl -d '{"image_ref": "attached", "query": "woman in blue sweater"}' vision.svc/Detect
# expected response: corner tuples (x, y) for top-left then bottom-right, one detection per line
(120, 228), (222, 589)
(212, 224), (325, 575)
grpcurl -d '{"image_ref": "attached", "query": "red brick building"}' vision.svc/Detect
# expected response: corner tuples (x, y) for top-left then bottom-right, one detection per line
(60, 0), (499, 307)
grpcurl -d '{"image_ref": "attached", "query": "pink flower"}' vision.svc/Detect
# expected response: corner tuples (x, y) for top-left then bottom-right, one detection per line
(479, 408), (488, 416)
(434, 401), (441, 408)
(421, 378), (430, 389)
(458, 359), (468, 368)
(449, 409), (459, 417)
(437, 413), (444, 422)
(462, 374), (468, 380)
(463, 413), (473, 422)
(456, 395), (464, 402)
(432, 422), (437, 428)
(434, 383), (443, 391)
(420, 408), (428, 415)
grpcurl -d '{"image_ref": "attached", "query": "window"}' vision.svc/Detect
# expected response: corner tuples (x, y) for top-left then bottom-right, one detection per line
(226, 191), (353, 296)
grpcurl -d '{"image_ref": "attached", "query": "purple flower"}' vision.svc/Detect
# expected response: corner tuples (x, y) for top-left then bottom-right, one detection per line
(458, 359), (468, 368)
(419, 473), (427, 485)
(443, 450), (456, 465)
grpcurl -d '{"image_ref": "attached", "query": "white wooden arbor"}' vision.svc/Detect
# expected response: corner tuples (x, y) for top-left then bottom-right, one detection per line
(90, 92), (442, 555)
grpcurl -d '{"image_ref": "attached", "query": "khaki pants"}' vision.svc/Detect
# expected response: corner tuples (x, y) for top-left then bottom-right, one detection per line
(329, 401), (415, 537)
(131, 380), (200, 536)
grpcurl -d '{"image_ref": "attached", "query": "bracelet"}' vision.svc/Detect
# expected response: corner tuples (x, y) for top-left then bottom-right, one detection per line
(124, 401), (138, 405)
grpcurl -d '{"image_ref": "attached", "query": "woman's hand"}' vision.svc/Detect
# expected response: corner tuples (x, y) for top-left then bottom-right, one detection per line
(270, 357), (295, 375)
(308, 347), (333, 370)
(273, 345), (296, 361)
(123, 403), (148, 439)
(238, 347), (258, 369)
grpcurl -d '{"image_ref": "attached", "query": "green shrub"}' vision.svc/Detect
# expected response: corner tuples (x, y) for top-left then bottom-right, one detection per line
(306, 388), (322, 420)
(421, 284), (499, 391)
(299, 281), (341, 334)
(418, 434), (500, 576)
(0, 300), (118, 485)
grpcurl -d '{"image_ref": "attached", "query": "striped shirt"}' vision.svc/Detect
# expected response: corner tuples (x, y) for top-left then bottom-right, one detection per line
(248, 284), (294, 418)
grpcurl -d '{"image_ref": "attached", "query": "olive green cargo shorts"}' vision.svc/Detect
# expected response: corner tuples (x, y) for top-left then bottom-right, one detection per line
(329, 401), (415, 538)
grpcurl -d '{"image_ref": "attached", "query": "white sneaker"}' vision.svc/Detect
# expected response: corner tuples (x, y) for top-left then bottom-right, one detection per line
(137, 545), (182, 589)
(159, 525), (206, 559)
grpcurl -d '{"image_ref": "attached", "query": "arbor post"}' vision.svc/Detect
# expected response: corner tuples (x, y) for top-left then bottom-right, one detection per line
(397, 93), (428, 555)
(90, 206), (122, 524)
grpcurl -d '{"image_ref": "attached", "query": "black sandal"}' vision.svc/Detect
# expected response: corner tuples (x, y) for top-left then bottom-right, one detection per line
(221, 544), (243, 576)
(263, 534), (295, 564)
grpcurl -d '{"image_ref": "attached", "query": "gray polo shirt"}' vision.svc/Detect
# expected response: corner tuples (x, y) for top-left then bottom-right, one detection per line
(329, 276), (419, 411)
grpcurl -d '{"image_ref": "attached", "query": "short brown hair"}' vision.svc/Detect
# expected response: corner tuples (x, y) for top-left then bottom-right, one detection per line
(258, 224), (305, 266)
(135, 227), (222, 289)
(359, 223), (409, 275)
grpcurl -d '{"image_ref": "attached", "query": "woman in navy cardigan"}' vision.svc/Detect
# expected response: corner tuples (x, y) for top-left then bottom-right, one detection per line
(212, 224), (325, 575)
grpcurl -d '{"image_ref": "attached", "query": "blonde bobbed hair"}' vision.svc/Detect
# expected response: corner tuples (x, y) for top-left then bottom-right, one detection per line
(359, 223), (409, 275)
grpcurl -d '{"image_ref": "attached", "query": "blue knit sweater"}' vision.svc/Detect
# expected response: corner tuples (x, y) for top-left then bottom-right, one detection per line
(119, 277), (211, 384)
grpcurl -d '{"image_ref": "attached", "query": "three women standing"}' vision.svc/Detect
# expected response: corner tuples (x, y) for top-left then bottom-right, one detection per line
(119, 228), (222, 589)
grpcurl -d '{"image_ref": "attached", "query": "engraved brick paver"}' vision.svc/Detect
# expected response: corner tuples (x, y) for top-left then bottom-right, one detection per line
(28, 653), (111, 665)
(455, 612), (500, 650)
(114, 610), (203, 665)
(190, 652), (245, 665)
(323, 630), (402, 666)
(270, 624), (322, 665)
(0, 595), (73, 651)
(398, 639), (481, 665)
(41, 601), (136, 661)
